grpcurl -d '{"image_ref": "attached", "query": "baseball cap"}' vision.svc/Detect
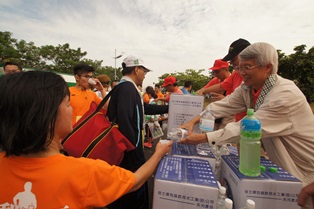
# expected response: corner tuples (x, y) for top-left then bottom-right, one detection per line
(222, 38), (251, 61)
(210, 59), (229, 71)
(122, 55), (151, 72)
(162, 76), (176, 87)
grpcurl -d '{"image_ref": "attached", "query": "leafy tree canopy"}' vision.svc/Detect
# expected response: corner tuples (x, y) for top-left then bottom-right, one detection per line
(1, 31), (313, 102)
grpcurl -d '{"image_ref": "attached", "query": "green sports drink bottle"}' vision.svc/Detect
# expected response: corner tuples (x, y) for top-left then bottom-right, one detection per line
(239, 109), (261, 177)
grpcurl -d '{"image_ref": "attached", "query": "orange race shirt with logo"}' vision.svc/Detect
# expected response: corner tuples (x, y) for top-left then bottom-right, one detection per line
(0, 153), (135, 209)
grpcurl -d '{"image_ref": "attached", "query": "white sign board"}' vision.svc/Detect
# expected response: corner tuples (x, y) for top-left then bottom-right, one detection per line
(167, 94), (204, 136)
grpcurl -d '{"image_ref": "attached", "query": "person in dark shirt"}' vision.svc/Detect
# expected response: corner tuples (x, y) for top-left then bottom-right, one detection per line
(107, 55), (168, 209)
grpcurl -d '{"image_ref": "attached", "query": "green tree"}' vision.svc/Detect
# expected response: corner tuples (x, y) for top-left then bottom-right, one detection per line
(157, 69), (210, 92)
(0, 31), (19, 63)
(15, 40), (41, 68)
(39, 43), (88, 73)
(278, 45), (314, 102)
(97, 66), (122, 81)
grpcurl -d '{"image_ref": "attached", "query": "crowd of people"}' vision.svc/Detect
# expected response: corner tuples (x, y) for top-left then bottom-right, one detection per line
(1, 38), (314, 209)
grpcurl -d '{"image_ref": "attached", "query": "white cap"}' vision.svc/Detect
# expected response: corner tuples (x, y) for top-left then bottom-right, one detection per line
(122, 55), (151, 72)
(219, 186), (226, 195)
(224, 198), (233, 209)
(246, 199), (255, 209)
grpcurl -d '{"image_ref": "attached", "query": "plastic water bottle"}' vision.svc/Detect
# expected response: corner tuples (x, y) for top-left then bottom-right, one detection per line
(216, 186), (226, 209)
(239, 199), (256, 209)
(199, 109), (215, 132)
(196, 109), (215, 155)
(220, 144), (230, 155)
(224, 198), (233, 209)
(239, 109), (261, 177)
(214, 150), (222, 180)
(167, 128), (188, 142)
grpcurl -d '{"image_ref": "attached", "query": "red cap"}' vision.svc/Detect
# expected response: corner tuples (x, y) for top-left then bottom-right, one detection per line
(162, 76), (176, 87)
(209, 59), (229, 71)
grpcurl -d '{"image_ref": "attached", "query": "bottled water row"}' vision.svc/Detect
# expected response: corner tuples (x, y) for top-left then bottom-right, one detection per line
(217, 184), (255, 209)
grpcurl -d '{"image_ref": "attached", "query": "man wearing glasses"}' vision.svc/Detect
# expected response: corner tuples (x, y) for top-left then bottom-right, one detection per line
(106, 56), (169, 209)
(69, 64), (106, 126)
(180, 42), (314, 208)
(197, 38), (250, 122)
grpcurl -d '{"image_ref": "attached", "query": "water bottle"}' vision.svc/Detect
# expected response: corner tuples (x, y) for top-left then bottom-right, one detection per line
(220, 144), (230, 155)
(214, 150), (222, 180)
(224, 198), (233, 209)
(216, 186), (226, 209)
(199, 109), (215, 132)
(196, 109), (215, 155)
(239, 109), (261, 177)
(239, 199), (256, 209)
(167, 128), (188, 142)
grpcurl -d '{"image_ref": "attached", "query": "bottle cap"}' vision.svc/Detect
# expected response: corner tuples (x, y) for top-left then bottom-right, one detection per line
(247, 108), (254, 116)
(269, 167), (278, 173)
(219, 186), (226, 195)
(247, 199), (255, 209)
(224, 198), (233, 208)
(260, 165), (266, 172)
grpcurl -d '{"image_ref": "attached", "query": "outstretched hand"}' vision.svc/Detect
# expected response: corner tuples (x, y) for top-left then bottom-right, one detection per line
(154, 140), (172, 157)
(180, 121), (194, 133)
(298, 182), (314, 207)
(210, 92), (225, 102)
(178, 132), (208, 145)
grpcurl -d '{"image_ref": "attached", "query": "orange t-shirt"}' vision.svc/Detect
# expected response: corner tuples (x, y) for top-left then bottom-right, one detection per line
(164, 88), (183, 102)
(69, 87), (102, 126)
(220, 70), (243, 96)
(143, 93), (150, 103)
(220, 71), (245, 121)
(203, 77), (221, 88)
(0, 153), (135, 208)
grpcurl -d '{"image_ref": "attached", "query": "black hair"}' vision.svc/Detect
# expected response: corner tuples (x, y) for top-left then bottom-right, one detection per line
(184, 81), (193, 88)
(73, 63), (95, 75)
(155, 84), (160, 88)
(4, 61), (23, 71)
(121, 62), (136, 76)
(0, 71), (69, 156)
(147, 88), (157, 99)
(145, 86), (153, 92)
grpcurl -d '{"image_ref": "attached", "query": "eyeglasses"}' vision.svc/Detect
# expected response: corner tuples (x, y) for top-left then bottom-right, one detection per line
(238, 65), (260, 72)
(139, 67), (149, 75)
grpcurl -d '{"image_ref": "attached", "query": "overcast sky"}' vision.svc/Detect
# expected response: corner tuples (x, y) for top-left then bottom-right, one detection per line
(1, 0), (313, 87)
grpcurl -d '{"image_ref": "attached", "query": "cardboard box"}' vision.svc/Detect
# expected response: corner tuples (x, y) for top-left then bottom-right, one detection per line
(170, 142), (216, 172)
(220, 155), (302, 209)
(167, 94), (204, 135)
(153, 156), (219, 209)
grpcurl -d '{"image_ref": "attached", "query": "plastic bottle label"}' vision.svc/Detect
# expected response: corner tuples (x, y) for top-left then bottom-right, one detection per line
(200, 118), (215, 132)
(240, 118), (261, 140)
